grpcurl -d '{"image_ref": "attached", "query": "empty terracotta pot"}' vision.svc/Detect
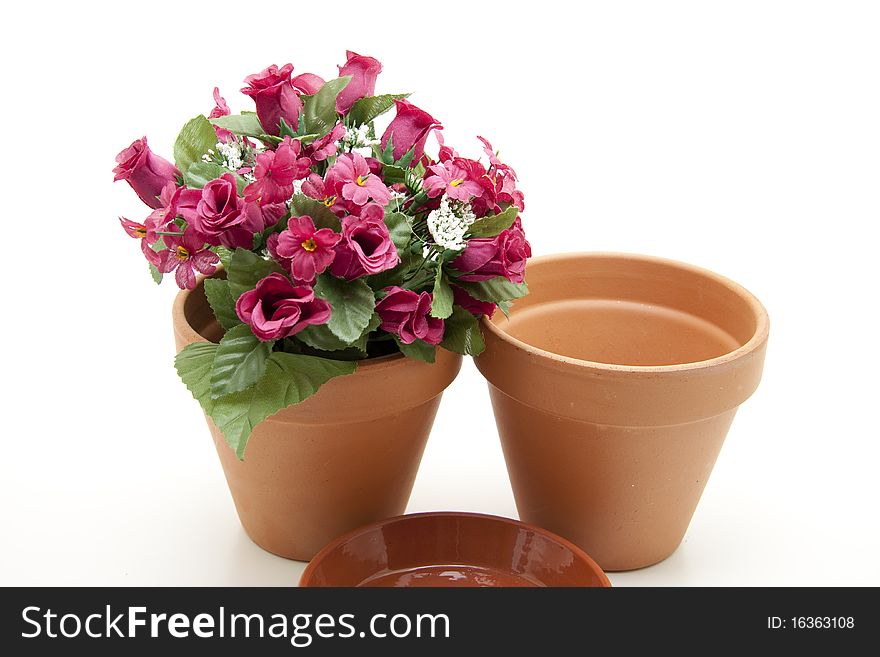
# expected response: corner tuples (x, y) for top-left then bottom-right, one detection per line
(475, 253), (769, 571)
(172, 279), (462, 561)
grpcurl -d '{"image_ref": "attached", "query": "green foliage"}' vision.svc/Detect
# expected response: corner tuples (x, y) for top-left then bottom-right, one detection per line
(149, 263), (162, 284)
(384, 211), (412, 252)
(440, 306), (486, 356)
(176, 343), (357, 459)
(226, 248), (283, 299)
(203, 278), (240, 330)
(302, 76), (351, 137)
(183, 162), (246, 192)
(288, 194), (342, 231)
(394, 337), (436, 363)
(431, 269), (454, 319)
(209, 112), (264, 138)
(454, 277), (529, 303)
(467, 206), (518, 238)
(314, 274), (376, 343)
(347, 93), (410, 126)
(210, 324), (273, 398)
(174, 115), (217, 172)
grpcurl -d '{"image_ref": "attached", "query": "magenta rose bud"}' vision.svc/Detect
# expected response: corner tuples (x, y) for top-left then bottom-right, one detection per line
(330, 204), (399, 280)
(376, 286), (445, 345)
(336, 51), (382, 114)
(235, 273), (332, 341)
(241, 63), (303, 136)
(185, 173), (256, 249)
(380, 100), (441, 162)
(113, 137), (180, 209)
(453, 218), (531, 284)
(452, 285), (496, 318)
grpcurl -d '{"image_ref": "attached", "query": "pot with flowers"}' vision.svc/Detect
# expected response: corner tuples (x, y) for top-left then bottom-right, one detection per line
(114, 52), (530, 560)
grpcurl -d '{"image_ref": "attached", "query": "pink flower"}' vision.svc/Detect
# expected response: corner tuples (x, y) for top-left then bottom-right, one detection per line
(326, 152), (391, 206)
(380, 100), (441, 162)
(330, 204), (399, 279)
(336, 51), (382, 114)
(376, 286), (445, 345)
(301, 173), (342, 213)
(158, 228), (219, 290)
(424, 161), (484, 201)
(472, 136), (524, 214)
(119, 217), (162, 266)
(241, 63), (302, 136)
(243, 136), (311, 204)
(304, 122), (345, 162)
(452, 285), (496, 318)
(269, 215), (341, 284)
(453, 218), (531, 284)
(183, 173), (256, 249)
(244, 199), (287, 232)
(236, 273), (331, 341)
(292, 72), (325, 95)
(113, 137), (180, 209)
(209, 88), (234, 141)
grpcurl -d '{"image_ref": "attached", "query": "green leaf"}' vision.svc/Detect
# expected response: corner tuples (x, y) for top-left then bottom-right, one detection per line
(176, 344), (356, 458)
(288, 194), (342, 231)
(174, 115), (218, 173)
(431, 269), (454, 319)
(183, 162), (246, 193)
(381, 164), (408, 185)
(347, 93), (410, 126)
(226, 249), (283, 299)
(203, 278), (240, 330)
(395, 145), (417, 169)
(314, 274), (376, 343)
(210, 112), (264, 137)
(213, 246), (234, 271)
(454, 277), (529, 303)
(149, 263), (163, 285)
(440, 306), (486, 356)
(394, 337), (436, 363)
(210, 324), (273, 398)
(497, 299), (512, 317)
(296, 323), (353, 352)
(384, 211), (411, 252)
(467, 206), (518, 238)
(302, 76), (351, 137)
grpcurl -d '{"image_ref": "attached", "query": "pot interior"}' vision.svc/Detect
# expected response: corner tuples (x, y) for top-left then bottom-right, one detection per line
(183, 280), (225, 343)
(491, 254), (762, 367)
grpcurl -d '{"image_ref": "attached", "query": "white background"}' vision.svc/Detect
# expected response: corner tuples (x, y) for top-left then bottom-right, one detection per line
(2, 0), (878, 586)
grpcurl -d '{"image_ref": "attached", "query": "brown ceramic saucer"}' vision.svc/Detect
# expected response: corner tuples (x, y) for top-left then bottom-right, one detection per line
(299, 512), (611, 587)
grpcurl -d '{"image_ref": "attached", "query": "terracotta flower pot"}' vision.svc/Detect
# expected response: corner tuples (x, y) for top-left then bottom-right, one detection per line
(475, 253), (769, 571)
(172, 279), (462, 561)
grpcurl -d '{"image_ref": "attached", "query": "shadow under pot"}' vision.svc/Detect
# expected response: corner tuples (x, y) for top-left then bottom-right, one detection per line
(172, 278), (462, 561)
(475, 252), (769, 571)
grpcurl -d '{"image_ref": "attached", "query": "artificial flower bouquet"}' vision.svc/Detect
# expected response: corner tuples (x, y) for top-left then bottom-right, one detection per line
(115, 52), (530, 458)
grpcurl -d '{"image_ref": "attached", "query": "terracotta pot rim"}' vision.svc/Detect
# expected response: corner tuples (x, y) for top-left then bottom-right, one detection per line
(171, 279), (408, 372)
(299, 510), (612, 587)
(482, 251), (770, 374)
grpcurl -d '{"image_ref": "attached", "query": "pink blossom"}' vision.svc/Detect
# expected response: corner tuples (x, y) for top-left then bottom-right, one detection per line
(292, 72), (325, 95)
(269, 215), (341, 284)
(453, 218), (531, 284)
(241, 63), (303, 135)
(119, 217), (162, 266)
(113, 137), (180, 209)
(452, 285), (496, 318)
(183, 173), (257, 249)
(235, 273), (331, 341)
(424, 161), (484, 201)
(380, 100), (442, 162)
(209, 88), (234, 141)
(336, 51), (382, 114)
(376, 286), (445, 345)
(301, 173), (342, 213)
(243, 136), (311, 204)
(330, 204), (399, 279)
(326, 152), (391, 206)
(304, 122), (345, 162)
(157, 228), (219, 290)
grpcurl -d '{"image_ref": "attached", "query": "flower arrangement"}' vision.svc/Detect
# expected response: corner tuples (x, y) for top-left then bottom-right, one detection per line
(115, 52), (530, 458)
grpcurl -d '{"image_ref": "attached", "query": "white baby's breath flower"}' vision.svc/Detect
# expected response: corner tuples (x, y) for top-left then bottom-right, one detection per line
(343, 124), (380, 151)
(216, 141), (243, 171)
(427, 195), (476, 251)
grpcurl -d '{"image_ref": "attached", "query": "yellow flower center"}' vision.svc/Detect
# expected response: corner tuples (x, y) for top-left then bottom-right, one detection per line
(450, 178), (464, 187)
(176, 246), (190, 261)
(323, 195), (337, 207)
(356, 174), (369, 186)
(134, 227), (147, 238)
(301, 238), (317, 252)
